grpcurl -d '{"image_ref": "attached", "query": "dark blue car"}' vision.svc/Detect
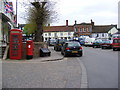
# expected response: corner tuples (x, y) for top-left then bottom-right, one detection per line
(70, 37), (85, 46)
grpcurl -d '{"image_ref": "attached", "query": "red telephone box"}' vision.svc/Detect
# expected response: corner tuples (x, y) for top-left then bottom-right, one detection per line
(26, 40), (33, 59)
(9, 29), (22, 60)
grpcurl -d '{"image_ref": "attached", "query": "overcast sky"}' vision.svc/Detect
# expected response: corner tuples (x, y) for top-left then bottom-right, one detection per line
(10, 0), (119, 26)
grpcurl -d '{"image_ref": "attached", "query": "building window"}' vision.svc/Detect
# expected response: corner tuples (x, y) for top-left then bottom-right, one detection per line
(84, 28), (86, 32)
(80, 28), (82, 32)
(96, 34), (99, 37)
(65, 37), (67, 39)
(45, 34), (47, 36)
(102, 33), (104, 37)
(68, 37), (71, 39)
(54, 33), (57, 37)
(75, 27), (78, 32)
(60, 32), (63, 36)
(88, 27), (91, 32)
(68, 32), (71, 35)
(49, 33), (51, 36)
(45, 38), (47, 41)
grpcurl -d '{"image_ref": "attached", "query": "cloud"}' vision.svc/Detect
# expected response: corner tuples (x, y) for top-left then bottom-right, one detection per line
(10, 0), (119, 25)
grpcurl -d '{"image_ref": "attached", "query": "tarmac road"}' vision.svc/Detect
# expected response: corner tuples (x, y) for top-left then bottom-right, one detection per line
(80, 46), (118, 88)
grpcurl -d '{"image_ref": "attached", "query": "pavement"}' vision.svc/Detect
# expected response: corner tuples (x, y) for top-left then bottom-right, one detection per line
(2, 46), (87, 88)
(34, 46), (64, 62)
(3, 46), (64, 62)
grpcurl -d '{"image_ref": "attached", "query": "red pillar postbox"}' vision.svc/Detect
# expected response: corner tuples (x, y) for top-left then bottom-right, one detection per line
(26, 40), (33, 59)
(9, 29), (22, 60)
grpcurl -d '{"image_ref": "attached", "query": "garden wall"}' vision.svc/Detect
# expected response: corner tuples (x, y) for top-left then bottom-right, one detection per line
(22, 42), (48, 59)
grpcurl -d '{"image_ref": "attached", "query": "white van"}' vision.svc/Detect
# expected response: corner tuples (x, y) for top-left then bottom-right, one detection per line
(84, 38), (95, 46)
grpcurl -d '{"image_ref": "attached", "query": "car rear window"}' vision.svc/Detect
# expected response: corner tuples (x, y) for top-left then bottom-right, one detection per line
(68, 42), (80, 47)
(113, 39), (120, 43)
(102, 40), (112, 43)
(59, 39), (67, 43)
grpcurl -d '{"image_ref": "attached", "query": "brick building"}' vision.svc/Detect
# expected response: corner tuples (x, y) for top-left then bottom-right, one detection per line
(73, 20), (94, 37)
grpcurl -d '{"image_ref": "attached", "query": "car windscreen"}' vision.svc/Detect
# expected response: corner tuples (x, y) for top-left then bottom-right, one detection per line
(68, 42), (80, 47)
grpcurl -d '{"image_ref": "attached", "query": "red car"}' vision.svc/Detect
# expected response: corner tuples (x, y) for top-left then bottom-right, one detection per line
(112, 38), (120, 51)
(101, 40), (113, 49)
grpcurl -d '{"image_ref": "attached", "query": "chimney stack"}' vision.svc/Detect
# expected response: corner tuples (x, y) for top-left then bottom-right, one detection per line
(75, 20), (77, 25)
(66, 20), (68, 26)
(48, 24), (50, 26)
(91, 19), (94, 28)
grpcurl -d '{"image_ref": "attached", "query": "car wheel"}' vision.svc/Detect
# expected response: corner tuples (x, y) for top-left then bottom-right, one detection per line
(55, 47), (58, 51)
(48, 53), (51, 56)
(79, 52), (83, 57)
(61, 51), (64, 55)
(113, 48), (116, 51)
(101, 46), (104, 49)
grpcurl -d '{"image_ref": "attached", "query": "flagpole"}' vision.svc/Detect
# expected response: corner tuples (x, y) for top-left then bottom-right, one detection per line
(16, 0), (17, 27)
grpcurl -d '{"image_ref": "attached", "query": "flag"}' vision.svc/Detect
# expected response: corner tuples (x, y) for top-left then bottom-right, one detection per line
(4, 2), (13, 14)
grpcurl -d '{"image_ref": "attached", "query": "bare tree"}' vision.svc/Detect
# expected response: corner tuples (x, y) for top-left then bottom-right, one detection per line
(25, 0), (57, 42)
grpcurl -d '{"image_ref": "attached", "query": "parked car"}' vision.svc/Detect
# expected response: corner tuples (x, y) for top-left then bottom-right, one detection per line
(92, 39), (102, 48)
(101, 40), (113, 49)
(47, 39), (56, 46)
(112, 38), (120, 51)
(54, 39), (67, 51)
(72, 37), (85, 46)
(84, 37), (95, 46)
(61, 41), (83, 57)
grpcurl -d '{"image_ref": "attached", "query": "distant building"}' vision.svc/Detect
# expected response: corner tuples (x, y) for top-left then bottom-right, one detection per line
(18, 20), (118, 41)
(73, 20), (93, 37)
(18, 21), (74, 41)
(43, 20), (74, 41)
(92, 25), (117, 40)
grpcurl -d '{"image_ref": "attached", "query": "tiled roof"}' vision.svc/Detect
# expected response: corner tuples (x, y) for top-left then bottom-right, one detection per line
(92, 25), (117, 33)
(43, 26), (74, 32)
(76, 23), (92, 25)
